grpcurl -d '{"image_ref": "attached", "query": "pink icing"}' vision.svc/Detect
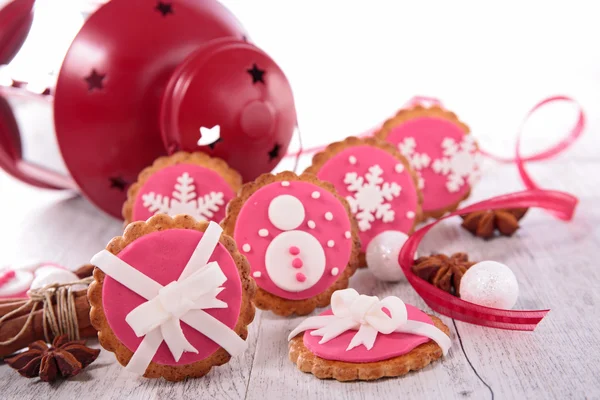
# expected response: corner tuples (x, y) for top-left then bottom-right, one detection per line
(132, 163), (235, 222)
(384, 117), (475, 212)
(233, 181), (353, 300)
(102, 229), (242, 366)
(316, 145), (419, 252)
(303, 305), (435, 362)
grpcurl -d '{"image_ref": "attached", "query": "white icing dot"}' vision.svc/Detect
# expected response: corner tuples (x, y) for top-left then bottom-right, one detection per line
(325, 212), (333, 221)
(406, 211), (416, 219)
(331, 268), (339, 276)
(242, 244), (251, 252)
(349, 155), (357, 165)
(311, 191), (321, 199)
(281, 181), (290, 187)
(327, 240), (335, 248)
(344, 231), (351, 239)
(395, 163), (405, 173)
(268, 195), (305, 231)
(308, 220), (316, 229)
(253, 271), (262, 278)
(259, 229), (269, 237)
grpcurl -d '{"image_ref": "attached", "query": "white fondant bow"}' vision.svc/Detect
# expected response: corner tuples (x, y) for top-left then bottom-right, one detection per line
(91, 222), (246, 375)
(288, 288), (451, 355)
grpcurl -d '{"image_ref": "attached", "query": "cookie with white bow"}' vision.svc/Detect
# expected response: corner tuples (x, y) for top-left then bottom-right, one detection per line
(288, 288), (451, 381)
(88, 214), (256, 381)
(222, 171), (361, 316)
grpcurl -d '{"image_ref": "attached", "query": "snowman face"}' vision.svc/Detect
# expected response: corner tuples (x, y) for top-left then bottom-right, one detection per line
(233, 180), (354, 300)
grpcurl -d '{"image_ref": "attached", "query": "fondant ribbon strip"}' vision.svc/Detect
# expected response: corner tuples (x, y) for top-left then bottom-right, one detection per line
(399, 189), (577, 331)
(91, 222), (246, 375)
(287, 288), (451, 355)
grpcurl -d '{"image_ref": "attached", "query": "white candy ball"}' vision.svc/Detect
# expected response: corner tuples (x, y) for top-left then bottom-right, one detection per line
(365, 231), (410, 282)
(30, 267), (85, 291)
(460, 261), (519, 309)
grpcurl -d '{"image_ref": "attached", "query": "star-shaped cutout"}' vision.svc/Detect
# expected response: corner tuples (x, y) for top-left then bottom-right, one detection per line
(246, 64), (265, 84)
(208, 138), (223, 150)
(268, 143), (281, 162)
(109, 176), (127, 191)
(155, 1), (173, 16)
(85, 69), (106, 91)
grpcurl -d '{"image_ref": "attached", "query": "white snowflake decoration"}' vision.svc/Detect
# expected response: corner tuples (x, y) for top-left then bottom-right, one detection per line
(431, 135), (480, 193)
(344, 165), (402, 232)
(398, 137), (430, 189)
(141, 172), (224, 221)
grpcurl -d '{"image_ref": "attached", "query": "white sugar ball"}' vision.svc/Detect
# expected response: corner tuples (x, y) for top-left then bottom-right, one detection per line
(460, 261), (519, 309)
(30, 266), (86, 291)
(365, 231), (410, 282)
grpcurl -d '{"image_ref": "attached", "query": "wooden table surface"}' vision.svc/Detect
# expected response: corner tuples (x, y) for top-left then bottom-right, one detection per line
(1, 2), (600, 398)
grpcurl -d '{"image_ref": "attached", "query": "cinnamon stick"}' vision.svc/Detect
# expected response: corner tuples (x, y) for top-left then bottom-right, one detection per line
(0, 294), (94, 358)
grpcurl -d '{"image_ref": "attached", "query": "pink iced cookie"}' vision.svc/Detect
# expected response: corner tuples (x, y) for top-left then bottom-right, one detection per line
(288, 289), (452, 380)
(375, 106), (480, 218)
(90, 216), (256, 381)
(223, 173), (360, 316)
(124, 152), (242, 224)
(306, 138), (421, 254)
(102, 229), (242, 365)
(303, 305), (434, 362)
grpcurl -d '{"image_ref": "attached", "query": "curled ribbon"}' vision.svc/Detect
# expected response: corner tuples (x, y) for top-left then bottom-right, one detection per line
(288, 288), (451, 355)
(91, 221), (246, 374)
(398, 189), (577, 331)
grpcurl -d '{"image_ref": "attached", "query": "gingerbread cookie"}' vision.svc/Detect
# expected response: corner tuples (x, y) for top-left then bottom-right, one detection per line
(222, 172), (360, 316)
(122, 152), (242, 224)
(287, 288), (451, 381)
(305, 137), (422, 265)
(374, 105), (481, 219)
(88, 215), (255, 381)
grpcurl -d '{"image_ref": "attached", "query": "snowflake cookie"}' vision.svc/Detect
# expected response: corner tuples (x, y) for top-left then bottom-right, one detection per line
(375, 105), (481, 219)
(222, 172), (360, 316)
(288, 288), (451, 381)
(122, 152), (242, 224)
(305, 137), (422, 264)
(89, 215), (256, 381)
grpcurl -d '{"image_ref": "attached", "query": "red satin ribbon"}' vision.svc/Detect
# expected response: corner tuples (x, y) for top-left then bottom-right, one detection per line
(398, 189), (577, 331)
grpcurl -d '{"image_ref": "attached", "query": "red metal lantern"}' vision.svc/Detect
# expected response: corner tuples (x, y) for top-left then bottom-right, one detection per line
(0, 0), (297, 219)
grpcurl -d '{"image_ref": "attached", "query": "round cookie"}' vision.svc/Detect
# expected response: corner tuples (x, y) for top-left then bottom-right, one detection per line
(305, 137), (422, 265)
(287, 289), (451, 381)
(222, 172), (360, 316)
(122, 152), (242, 224)
(374, 105), (481, 219)
(88, 215), (256, 381)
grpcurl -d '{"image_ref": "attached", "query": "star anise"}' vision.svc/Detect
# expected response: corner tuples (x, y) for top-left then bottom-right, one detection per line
(461, 208), (528, 239)
(5, 335), (100, 382)
(412, 253), (476, 297)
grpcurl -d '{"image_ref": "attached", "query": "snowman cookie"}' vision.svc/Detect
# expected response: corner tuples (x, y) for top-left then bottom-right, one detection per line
(305, 137), (422, 265)
(222, 172), (360, 316)
(374, 105), (481, 219)
(122, 152), (242, 224)
(0, 263), (83, 299)
(288, 288), (451, 381)
(89, 215), (256, 381)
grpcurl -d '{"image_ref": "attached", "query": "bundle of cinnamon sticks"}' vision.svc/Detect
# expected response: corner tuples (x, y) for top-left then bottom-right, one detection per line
(0, 265), (96, 358)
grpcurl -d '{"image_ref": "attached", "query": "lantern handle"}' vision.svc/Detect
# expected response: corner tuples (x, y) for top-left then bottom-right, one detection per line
(0, 90), (77, 190)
